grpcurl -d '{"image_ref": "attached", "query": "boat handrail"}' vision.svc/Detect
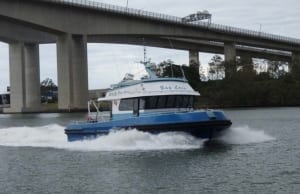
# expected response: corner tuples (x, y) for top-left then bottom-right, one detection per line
(88, 100), (105, 122)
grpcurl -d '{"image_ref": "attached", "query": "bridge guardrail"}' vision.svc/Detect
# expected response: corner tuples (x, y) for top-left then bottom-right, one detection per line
(42, 0), (300, 45)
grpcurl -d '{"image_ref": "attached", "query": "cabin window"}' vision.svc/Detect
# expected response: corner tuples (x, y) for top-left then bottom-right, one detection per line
(166, 96), (176, 108)
(119, 95), (194, 111)
(157, 96), (167, 109)
(175, 96), (183, 108)
(139, 98), (145, 109)
(144, 95), (194, 109)
(119, 98), (134, 111)
(133, 98), (139, 115)
(188, 96), (194, 108)
(118, 98), (141, 112)
(145, 96), (157, 109)
(182, 96), (189, 108)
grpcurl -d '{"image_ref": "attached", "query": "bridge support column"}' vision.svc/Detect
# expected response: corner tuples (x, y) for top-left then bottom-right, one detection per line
(4, 42), (26, 113)
(4, 42), (41, 113)
(189, 50), (200, 79)
(224, 42), (237, 78)
(189, 50), (200, 68)
(24, 43), (41, 111)
(57, 34), (88, 111)
(291, 51), (300, 79)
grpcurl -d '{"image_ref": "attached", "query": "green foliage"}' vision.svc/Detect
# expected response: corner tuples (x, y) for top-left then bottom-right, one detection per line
(198, 68), (300, 108)
(182, 65), (200, 89)
(40, 78), (58, 103)
(208, 55), (225, 80)
(41, 78), (56, 87)
(157, 59), (200, 89)
(157, 60), (184, 78)
(198, 77), (300, 107)
(156, 57), (300, 107)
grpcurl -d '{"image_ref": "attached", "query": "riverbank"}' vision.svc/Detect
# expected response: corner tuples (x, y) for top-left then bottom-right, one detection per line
(193, 77), (300, 108)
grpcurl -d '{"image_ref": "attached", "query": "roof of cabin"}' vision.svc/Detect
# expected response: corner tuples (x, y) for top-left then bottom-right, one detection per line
(98, 78), (200, 101)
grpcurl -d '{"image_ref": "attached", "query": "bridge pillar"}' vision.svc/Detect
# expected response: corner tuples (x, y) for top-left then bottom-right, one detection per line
(24, 43), (41, 111)
(189, 50), (200, 79)
(4, 42), (41, 113)
(224, 42), (237, 78)
(291, 51), (300, 79)
(56, 34), (88, 111)
(189, 50), (200, 68)
(4, 42), (26, 113)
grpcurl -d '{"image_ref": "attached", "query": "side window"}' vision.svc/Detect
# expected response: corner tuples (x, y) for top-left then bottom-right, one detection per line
(175, 96), (183, 108)
(145, 96), (157, 109)
(166, 96), (176, 108)
(142, 95), (194, 109)
(119, 98), (134, 111)
(139, 98), (145, 110)
(182, 96), (189, 108)
(157, 96), (167, 108)
(189, 96), (194, 108)
(133, 98), (139, 115)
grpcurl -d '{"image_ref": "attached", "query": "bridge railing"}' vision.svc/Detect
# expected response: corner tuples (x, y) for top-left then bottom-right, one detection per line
(43, 0), (300, 45)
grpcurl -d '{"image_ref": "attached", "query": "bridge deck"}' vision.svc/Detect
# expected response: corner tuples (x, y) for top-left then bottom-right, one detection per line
(41, 0), (300, 45)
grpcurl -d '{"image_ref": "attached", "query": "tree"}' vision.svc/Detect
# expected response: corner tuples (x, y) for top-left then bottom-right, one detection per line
(41, 78), (57, 88)
(40, 78), (58, 103)
(199, 65), (207, 81)
(234, 55), (256, 81)
(208, 55), (225, 80)
(157, 60), (183, 78)
(266, 60), (288, 79)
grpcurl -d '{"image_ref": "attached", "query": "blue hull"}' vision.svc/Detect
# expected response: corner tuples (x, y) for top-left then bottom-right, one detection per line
(65, 110), (232, 141)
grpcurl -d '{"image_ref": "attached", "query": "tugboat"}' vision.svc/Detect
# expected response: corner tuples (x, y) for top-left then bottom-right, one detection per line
(65, 61), (232, 141)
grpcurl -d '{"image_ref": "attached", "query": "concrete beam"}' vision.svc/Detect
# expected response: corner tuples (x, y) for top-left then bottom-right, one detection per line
(0, 17), (56, 43)
(0, 0), (299, 52)
(57, 34), (88, 110)
(89, 35), (291, 62)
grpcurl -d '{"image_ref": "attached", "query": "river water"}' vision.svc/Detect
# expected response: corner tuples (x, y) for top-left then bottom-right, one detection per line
(0, 108), (299, 193)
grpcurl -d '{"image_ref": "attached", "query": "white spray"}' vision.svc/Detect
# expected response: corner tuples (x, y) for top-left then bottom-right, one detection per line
(219, 125), (275, 144)
(0, 124), (275, 151)
(0, 125), (203, 151)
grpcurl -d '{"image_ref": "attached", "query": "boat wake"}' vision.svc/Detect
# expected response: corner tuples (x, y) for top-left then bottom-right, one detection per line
(0, 125), (275, 151)
(0, 125), (203, 151)
(219, 125), (275, 145)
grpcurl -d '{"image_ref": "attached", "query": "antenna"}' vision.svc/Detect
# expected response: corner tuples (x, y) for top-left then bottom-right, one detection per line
(144, 43), (147, 65)
(141, 37), (158, 79)
(167, 38), (174, 77)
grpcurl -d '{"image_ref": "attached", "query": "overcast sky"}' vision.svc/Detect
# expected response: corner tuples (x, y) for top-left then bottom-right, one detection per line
(0, 0), (300, 92)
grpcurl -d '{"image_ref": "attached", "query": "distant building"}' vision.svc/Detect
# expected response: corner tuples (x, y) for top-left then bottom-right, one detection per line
(0, 92), (10, 112)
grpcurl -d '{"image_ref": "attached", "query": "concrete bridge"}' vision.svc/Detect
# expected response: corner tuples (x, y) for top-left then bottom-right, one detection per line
(0, 0), (299, 113)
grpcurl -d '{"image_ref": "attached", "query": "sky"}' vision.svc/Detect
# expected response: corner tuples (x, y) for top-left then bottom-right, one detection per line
(0, 0), (300, 92)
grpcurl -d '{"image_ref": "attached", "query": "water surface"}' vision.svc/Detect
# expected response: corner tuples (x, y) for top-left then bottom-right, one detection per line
(0, 108), (299, 193)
